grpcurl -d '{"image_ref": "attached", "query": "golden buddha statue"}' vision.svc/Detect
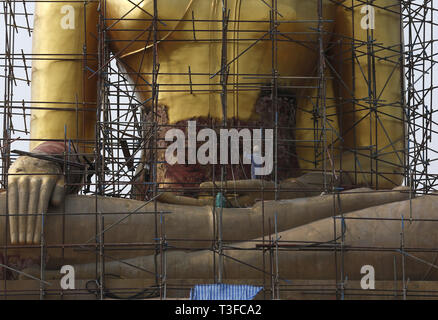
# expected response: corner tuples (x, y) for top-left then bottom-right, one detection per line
(3, 0), (422, 293)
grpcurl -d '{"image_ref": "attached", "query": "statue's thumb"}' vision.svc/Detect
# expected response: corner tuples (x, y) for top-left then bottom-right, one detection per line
(51, 176), (65, 207)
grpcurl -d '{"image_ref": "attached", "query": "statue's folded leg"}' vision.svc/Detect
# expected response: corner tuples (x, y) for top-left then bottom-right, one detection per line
(24, 193), (438, 282)
(0, 188), (422, 279)
(0, 186), (410, 271)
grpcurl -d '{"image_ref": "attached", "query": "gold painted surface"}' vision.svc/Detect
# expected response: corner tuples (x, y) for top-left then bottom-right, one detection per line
(332, 2), (404, 188)
(30, 1), (98, 153)
(109, 0), (336, 123)
(293, 1), (404, 188)
(30, 0), (404, 188)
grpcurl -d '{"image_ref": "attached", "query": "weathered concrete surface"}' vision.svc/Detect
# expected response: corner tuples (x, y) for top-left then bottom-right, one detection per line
(50, 193), (438, 282)
(0, 188), (410, 266)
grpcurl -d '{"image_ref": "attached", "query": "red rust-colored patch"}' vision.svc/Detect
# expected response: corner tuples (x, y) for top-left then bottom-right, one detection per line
(32, 141), (67, 155)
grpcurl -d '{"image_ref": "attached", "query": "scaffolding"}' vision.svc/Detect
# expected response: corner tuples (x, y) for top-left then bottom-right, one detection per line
(0, 0), (437, 300)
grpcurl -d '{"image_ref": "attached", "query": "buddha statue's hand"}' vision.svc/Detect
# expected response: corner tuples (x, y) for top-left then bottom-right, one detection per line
(198, 173), (342, 207)
(199, 180), (277, 207)
(8, 156), (64, 244)
(157, 180), (276, 207)
(158, 172), (350, 207)
(7, 143), (66, 244)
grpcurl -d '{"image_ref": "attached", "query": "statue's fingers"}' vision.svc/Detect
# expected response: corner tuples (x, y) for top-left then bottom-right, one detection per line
(200, 179), (275, 192)
(50, 176), (65, 207)
(227, 194), (255, 208)
(200, 180), (276, 207)
(158, 192), (212, 206)
(26, 178), (42, 244)
(7, 179), (18, 244)
(17, 177), (30, 244)
(33, 177), (56, 244)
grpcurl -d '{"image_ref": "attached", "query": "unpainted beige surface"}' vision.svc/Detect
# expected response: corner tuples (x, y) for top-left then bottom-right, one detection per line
(0, 187), (411, 269)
